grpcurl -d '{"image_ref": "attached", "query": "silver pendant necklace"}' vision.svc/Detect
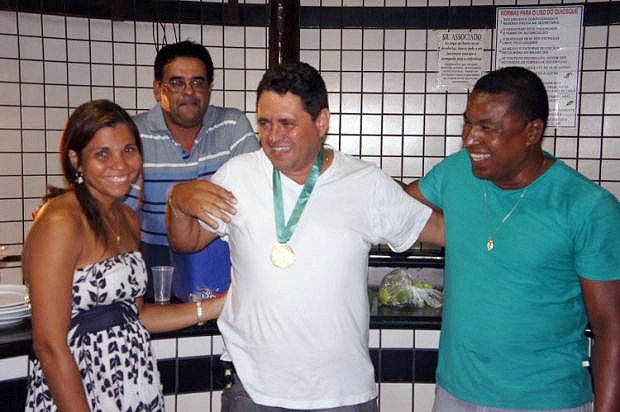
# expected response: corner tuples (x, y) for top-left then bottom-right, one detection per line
(483, 186), (528, 251)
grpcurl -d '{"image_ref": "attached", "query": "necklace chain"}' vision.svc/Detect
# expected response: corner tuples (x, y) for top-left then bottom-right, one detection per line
(483, 186), (528, 251)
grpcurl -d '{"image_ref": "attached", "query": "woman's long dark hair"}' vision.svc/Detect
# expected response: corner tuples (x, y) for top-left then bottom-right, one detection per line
(57, 99), (142, 247)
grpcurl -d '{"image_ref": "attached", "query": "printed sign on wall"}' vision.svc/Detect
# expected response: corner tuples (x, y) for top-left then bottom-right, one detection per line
(436, 30), (489, 92)
(495, 6), (584, 128)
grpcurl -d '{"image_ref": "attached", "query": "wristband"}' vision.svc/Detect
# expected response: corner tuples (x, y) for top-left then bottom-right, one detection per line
(195, 301), (205, 326)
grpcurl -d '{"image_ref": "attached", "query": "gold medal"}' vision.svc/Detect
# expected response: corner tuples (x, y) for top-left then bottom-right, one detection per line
(270, 243), (295, 268)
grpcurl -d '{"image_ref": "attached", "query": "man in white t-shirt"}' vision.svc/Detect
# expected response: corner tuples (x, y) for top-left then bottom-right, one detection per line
(166, 62), (443, 411)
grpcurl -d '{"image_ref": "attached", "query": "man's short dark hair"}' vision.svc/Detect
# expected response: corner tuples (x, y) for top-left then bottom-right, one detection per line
(154, 40), (214, 84)
(472, 66), (549, 129)
(256, 62), (328, 120)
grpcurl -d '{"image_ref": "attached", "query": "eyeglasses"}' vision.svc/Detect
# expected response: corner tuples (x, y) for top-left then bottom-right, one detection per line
(161, 77), (209, 93)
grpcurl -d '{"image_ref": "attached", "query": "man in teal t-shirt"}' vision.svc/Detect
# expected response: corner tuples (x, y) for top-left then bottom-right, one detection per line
(407, 67), (620, 411)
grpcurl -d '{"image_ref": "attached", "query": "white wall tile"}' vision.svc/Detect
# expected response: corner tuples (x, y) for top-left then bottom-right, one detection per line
(578, 137), (602, 158)
(0, 222), (22, 244)
(0, 11), (17, 34)
(424, 135), (447, 156)
(446, 136), (462, 155)
(45, 107), (69, 130)
(176, 391), (212, 412)
(555, 137), (578, 158)
(361, 135), (381, 156)
(67, 40), (90, 63)
(90, 19), (112, 41)
(203, 25), (224, 47)
(178, 336), (212, 357)
(364, 29), (384, 50)
(385, 30), (405, 50)
(0, 199), (21, 221)
(321, 29), (342, 50)
(22, 153), (45, 175)
(18, 13), (41, 37)
(384, 73), (404, 93)
(381, 329), (413, 348)
(380, 383), (412, 412)
(580, 94), (603, 114)
(321, 50), (342, 71)
(383, 94), (403, 114)
(577, 159), (601, 181)
(22, 175), (45, 198)
(0, 83), (20, 106)
(300, 28), (320, 49)
(245, 48), (267, 70)
(342, 29), (362, 49)
(0, 176), (21, 197)
(381, 157), (403, 177)
(424, 115), (446, 135)
(582, 49), (606, 71)
(136, 43), (157, 66)
(0, 356), (28, 380)
(91, 64), (113, 86)
(19, 36), (43, 60)
(114, 43), (135, 65)
(601, 160), (620, 181)
(383, 115), (404, 136)
(115, 88), (137, 111)
(245, 27), (267, 48)
(341, 114), (361, 134)
(181, 24), (202, 43)
(113, 21), (135, 42)
(224, 26), (244, 47)
(151, 338), (177, 359)
(584, 26), (608, 48)
(404, 136), (423, 156)
(603, 116), (620, 136)
(66, 17), (89, 39)
(610, 25), (620, 47)
(403, 157), (423, 176)
(69, 86), (92, 107)
(300, 49), (319, 68)
(223, 69), (245, 90)
(414, 383), (436, 412)
(44, 38), (67, 61)
(212, 335), (225, 354)
(1, 107), (21, 128)
(0, 34), (18, 58)
(579, 116), (602, 136)
(603, 137), (620, 158)
(382, 134), (403, 153)
(0, 58), (19, 82)
(581, 71), (604, 93)
(44, 61), (68, 84)
(0, 130), (20, 152)
(45, 85), (68, 107)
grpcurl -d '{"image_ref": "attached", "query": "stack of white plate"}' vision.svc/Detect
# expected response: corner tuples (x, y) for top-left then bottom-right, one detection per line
(0, 284), (31, 329)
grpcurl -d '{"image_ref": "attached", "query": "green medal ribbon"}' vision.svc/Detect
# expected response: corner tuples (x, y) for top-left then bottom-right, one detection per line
(272, 147), (325, 243)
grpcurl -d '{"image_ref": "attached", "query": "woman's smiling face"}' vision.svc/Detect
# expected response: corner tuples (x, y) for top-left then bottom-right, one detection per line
(70, 123), (142, 205)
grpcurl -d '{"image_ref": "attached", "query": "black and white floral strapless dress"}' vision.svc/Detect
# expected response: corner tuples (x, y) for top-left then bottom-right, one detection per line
(26, 251), (164, 411)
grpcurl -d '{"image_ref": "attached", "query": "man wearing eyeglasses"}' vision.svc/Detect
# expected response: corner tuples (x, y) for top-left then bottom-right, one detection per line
(128, 40), (260, 301)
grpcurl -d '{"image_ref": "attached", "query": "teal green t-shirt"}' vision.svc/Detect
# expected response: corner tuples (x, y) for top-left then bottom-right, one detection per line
(419, 149), (620, 409)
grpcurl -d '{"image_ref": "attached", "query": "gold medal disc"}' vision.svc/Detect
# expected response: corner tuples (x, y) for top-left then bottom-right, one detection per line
(270, 243), (295, 268)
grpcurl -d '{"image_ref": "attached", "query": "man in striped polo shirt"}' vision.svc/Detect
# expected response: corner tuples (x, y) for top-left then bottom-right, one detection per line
(127, 40), (260, 300)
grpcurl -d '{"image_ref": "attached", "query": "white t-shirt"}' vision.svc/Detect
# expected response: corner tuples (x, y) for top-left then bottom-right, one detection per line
(205, 148), (431, 409)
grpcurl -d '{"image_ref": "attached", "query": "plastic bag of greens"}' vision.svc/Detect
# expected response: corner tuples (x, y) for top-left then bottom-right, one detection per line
(378, 268), (443, 308)
(378, 268), (413, 307)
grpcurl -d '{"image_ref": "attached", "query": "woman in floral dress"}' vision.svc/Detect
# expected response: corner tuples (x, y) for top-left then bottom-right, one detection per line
(22, 100), (224, 411)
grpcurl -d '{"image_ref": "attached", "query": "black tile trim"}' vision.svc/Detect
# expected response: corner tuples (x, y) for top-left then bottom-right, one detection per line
(0, 377), (28, 412)
(157, 349), (438, 396)
(0, 2), (616, 28)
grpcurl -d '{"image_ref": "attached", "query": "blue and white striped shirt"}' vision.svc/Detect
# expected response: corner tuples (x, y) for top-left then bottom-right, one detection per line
(128, 104), (260, 246)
